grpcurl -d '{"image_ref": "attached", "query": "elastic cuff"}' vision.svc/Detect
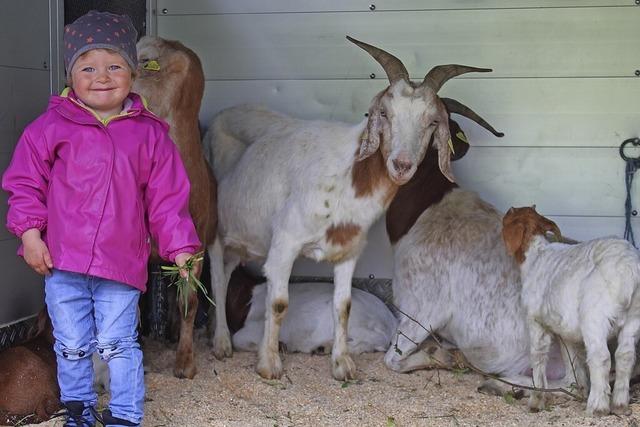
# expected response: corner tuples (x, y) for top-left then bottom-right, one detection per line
(165, 245), (200, 263)
(13, 220), (47, 237)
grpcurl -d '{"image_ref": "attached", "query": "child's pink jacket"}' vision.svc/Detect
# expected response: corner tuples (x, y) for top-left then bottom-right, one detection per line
(2, 90), (201, 291)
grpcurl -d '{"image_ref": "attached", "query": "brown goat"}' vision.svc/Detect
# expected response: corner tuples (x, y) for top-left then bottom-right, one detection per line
(133, 36), (217, 379)
(0, 309), (60, 423)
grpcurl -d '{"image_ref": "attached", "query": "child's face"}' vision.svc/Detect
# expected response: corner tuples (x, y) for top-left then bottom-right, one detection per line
(69, 49), (133, 119)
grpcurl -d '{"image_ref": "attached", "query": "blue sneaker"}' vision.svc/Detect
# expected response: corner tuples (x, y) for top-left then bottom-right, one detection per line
(55, 401), (95, 427)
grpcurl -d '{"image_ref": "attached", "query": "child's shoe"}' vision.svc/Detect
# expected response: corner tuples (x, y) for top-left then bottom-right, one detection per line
(100, 409), (140, 426)
(60, 400), (95, 427)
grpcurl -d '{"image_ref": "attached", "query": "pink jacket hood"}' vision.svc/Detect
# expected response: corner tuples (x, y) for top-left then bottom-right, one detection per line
(2, 90), (201, 291)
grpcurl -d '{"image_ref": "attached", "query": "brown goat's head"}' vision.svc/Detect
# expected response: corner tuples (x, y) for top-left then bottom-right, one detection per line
(502, 206), (562, 263)
(348, 36), (501, 184)
(133, 36), (205, 121)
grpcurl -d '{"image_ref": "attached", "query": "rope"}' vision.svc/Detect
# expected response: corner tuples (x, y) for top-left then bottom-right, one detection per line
(620, 138), (640, 248)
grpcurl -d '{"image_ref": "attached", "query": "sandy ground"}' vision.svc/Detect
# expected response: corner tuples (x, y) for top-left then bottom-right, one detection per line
(23, 332), (640, 427)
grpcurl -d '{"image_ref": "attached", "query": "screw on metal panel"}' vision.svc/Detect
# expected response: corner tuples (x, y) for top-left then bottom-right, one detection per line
(369, 73), (376, 79)
(162, 8), (168, 14)
(635, 70), (640, 76)
(369, 274), (375, 279)
(636, 0), (640, 5)
(369, 4), (376, 11)
(43, 61), (48, 69)
(633, 210), (638, 216)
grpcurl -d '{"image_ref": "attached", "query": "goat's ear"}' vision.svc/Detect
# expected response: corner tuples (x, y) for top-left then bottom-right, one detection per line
(543, 217), (563, 242)
(434, 123), (455, 182)
(502, 222), (525, 257)
(448, 119), (470, 162)
(356, 111), (382, 161)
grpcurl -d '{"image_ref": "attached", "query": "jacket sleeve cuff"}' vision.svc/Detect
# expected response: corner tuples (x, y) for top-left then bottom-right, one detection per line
(165, 245), (201, 263)
(11, 219), (47, 238)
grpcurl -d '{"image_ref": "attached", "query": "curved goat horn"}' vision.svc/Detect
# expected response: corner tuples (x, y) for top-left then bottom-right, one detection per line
(423, 65), (492, 92)
(441, 98), (504, 138)
(346, 36), (409, 84)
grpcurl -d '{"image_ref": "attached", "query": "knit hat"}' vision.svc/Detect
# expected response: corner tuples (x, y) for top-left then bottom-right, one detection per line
(63, 10), (138, 73)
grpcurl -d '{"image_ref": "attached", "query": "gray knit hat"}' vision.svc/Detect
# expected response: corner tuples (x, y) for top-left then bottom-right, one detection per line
(63, 10), (138, 73)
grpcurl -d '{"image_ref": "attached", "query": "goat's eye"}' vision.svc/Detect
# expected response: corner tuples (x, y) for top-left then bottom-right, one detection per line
(380, 111), (387, 117)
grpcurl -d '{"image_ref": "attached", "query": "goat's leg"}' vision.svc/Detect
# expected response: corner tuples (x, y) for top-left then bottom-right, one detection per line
(331, 258), (357, 380)
(527, 320), (552, 412)
(256, 234), (300, 379)
(384, 304), (450, 372)
(174, 284), (198, 379)
(208, 237), (238, 359)
(611, 316), (640, 415)
(582, 329), (611, 416)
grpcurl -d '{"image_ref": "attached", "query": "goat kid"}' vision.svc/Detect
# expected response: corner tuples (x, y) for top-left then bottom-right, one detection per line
(503, 206), (640, 416)
(205, 36), (494, 380)
(133, 36), (217, 379)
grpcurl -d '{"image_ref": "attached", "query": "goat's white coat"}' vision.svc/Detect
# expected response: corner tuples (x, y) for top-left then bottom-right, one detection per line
(233, 282), (398, 354)
(518, 233), (640, 415)
(384, 189), (571, 389)
(385, 189), (529, 374)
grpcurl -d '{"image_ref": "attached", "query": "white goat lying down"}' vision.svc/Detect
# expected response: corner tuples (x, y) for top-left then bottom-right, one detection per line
(502, 206), (640, 416)
(233, 281), (398, 354)
(383, 119), (574, 392)
(204, 36), (495, 380)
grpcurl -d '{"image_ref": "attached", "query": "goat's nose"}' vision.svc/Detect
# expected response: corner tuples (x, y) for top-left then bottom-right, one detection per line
(392, 158), (413, 174)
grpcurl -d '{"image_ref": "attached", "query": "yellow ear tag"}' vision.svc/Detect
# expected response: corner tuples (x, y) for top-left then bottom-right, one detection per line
(447, 137), (455, 155)
(456, 131), (469, 144)
(143, 60), (161, 71)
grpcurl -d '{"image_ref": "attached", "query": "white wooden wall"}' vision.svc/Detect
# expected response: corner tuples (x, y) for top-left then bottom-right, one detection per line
(0, 1), (59, 324)
(152, 0), (640, 280)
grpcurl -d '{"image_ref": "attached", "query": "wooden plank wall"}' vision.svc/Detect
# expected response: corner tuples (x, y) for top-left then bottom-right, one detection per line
(0, 2), (52, 324)
(153, 0), (640, 279)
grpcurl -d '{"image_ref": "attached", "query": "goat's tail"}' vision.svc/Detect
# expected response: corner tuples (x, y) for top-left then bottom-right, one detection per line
(203, 104), (285, 181)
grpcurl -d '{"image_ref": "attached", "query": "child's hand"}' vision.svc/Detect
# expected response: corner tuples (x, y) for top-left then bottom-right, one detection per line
(21, 228), (53, 275)
(175, 252), (201, 279)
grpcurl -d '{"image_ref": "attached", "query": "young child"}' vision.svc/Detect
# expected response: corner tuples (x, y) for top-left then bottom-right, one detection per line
(1, 10), (201, 427)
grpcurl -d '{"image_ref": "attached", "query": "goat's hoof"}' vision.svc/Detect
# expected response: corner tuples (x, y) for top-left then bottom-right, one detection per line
(173, 352), (197, 379)
(256, 353), (283, 379)
(332, 354), (356, 381)
(586, 403), (610, 417)
(527, 395), (546, 413)
(611, 404), (631, 416)
(212, 335), (233, 360)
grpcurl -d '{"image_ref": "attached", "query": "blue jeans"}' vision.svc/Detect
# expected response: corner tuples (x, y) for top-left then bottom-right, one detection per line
(45, 269), (144, 425)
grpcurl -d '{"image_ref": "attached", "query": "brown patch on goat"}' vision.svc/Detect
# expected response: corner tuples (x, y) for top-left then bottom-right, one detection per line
(502, 206), (562, 264)
(338, 300), (351, 329)
(326, 223), (361, 247)
(351, 148), (398, 201)
(272, 299), (289, 325)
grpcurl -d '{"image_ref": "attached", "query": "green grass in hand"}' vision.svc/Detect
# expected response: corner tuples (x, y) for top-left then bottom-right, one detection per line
(160, 251), (215, 318)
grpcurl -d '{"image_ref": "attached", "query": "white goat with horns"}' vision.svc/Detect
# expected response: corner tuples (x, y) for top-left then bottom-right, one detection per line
(204, 36), (495, 380)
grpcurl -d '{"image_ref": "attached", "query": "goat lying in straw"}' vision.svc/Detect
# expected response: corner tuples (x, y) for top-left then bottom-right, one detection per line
(224, 266), (397, 354)
(204, 36), (495, 380)
(0, 309), (59, 423)
(503, 206), (640, 416)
